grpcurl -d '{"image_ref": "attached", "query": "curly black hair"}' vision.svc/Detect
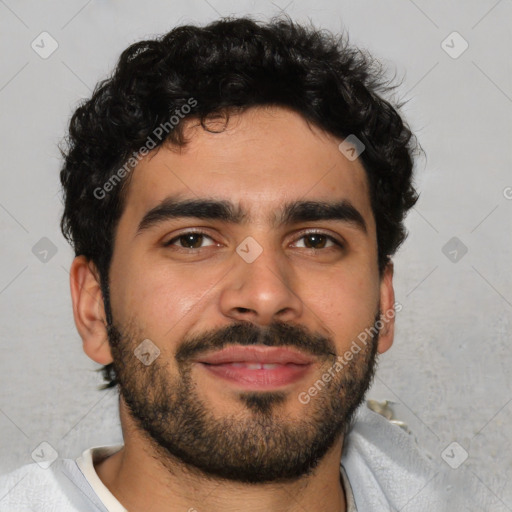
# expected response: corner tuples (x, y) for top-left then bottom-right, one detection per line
(59, 15), (420, 391)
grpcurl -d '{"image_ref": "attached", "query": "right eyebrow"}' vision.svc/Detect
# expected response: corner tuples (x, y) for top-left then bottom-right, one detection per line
(136, 196), (247, 236)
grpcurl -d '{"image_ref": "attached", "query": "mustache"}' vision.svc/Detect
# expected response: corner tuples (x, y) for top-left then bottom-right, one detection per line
(175, 320), (337, 364)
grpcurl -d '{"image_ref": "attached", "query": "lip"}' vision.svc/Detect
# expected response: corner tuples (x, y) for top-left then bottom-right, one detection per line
(194, 346), (316, 390)
(194, 345), (316, 365)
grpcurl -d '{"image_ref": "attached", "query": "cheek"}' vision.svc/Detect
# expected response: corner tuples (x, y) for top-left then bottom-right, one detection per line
(301, 268), (378, 343)
(117, 264), (220, 331)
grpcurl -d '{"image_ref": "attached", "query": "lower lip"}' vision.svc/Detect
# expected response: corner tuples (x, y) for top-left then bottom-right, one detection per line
(198, 362), (313, 389)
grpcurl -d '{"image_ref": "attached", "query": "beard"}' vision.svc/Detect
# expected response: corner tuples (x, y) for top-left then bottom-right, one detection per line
(106, 311), (381, 484)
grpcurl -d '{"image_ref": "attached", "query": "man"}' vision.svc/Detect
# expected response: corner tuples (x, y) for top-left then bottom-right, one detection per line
(0, 15), (449, 511)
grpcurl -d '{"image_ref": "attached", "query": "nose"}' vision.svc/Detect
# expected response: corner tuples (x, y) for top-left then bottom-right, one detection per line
(219, 241), (304, 326)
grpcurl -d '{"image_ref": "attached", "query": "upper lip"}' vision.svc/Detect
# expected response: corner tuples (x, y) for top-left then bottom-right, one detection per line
(195, 346), (316, 365)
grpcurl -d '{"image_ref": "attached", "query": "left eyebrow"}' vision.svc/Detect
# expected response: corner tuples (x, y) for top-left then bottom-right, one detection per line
(135, 195), (368, 236)
(278, 199), (367, 234)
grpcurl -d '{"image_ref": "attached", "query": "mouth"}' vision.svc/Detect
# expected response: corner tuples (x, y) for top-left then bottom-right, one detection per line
(194, 345), (316, 389)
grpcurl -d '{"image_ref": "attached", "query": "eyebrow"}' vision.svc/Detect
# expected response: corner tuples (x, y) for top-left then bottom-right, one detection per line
(136, 195), (368, 236)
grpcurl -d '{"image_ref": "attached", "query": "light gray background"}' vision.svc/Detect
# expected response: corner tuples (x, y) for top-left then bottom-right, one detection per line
(0, 0), (510, 509)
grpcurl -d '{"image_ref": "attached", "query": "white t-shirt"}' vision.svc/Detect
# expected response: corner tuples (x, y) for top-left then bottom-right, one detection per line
(0, 404), (457, 511)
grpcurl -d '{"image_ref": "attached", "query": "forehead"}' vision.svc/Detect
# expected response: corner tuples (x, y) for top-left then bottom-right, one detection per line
(120, 106), (374, 230)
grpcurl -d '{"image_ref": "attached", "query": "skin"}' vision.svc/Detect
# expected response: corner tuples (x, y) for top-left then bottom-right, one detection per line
(69, 105), (395, 512)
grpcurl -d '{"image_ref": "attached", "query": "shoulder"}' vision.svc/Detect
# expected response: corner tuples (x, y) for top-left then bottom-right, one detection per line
(341, 402), (449, 511)
(0, 458), (105, 511)
(0, 462), (55, 507)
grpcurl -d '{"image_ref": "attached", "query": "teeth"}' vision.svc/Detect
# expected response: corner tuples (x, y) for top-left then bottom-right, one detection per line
(226, 363), (282, 370)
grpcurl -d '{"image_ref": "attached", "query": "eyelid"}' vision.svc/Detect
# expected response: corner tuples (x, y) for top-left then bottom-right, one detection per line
(291, 228), (344, 244)
(163, 228), (219, 247)
(163, 228), (345, 250)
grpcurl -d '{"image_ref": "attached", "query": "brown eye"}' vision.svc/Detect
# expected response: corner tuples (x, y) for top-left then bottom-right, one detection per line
(303, 234), (328, 249)
(292, 232), (342, 250)
(164, 232), (215, 249)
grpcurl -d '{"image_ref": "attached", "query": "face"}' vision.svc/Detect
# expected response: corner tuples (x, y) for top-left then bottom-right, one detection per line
(79, 106), (395, 483)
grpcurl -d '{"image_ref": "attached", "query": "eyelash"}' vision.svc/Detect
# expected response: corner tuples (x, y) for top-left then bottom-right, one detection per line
(163, 230), (344, 251)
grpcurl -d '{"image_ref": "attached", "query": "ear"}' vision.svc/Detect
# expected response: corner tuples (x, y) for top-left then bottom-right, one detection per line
(376, 259), (395, 354)
(69, 256), (113, 365)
